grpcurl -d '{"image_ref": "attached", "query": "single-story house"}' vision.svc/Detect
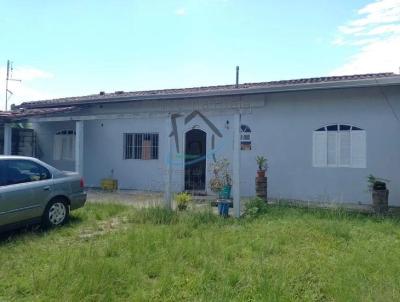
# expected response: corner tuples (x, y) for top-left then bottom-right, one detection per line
(1, 72), (400, 211)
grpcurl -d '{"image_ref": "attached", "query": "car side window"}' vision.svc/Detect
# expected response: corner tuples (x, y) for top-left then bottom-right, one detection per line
(0, 161), (6, 187)
(5, 160), (52, 185)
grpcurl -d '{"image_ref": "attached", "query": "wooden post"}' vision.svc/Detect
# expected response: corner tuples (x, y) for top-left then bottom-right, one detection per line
(75, 120), (84, 176)
(164, 115), (172, 209)
(3, 124), (12, 155)
(232, 113), (241, 218)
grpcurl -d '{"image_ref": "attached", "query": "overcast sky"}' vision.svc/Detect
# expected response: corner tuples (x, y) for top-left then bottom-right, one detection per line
(0, 0), (399, 109)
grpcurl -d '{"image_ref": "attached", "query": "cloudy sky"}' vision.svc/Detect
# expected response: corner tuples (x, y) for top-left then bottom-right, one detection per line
(0, 0), (399, 109)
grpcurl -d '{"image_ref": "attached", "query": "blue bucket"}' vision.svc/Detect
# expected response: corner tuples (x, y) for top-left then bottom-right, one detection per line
(219, 185), (232, 199)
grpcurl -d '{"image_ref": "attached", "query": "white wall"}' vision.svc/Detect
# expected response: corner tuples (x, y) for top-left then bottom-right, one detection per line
(33, 85), (400, 205)
(84, 118), (165, 190)
(33, 121), (76, 171)
(240, 86), (400, 205)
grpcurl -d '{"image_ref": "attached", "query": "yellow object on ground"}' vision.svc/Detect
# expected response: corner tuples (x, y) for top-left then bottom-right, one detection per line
(101, 179), (118, 191)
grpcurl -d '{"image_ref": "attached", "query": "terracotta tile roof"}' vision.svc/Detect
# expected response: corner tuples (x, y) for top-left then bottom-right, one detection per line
(0, 107), (78, 121)
(17, 72), (399, 109)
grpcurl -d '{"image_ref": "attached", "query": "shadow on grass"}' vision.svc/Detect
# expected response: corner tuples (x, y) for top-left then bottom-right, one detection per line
(0, 214), (84, 244)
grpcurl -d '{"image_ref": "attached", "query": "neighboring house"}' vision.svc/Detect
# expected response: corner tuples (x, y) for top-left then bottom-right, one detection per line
(1, 73), (400, 206)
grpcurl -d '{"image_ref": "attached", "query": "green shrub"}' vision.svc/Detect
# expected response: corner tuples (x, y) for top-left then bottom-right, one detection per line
(174, 192), (192, 211)
(244, 197), (268, 218)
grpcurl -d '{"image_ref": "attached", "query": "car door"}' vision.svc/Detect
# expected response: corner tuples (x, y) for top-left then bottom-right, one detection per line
(0, 159), (53, 226)
(0, 160), (10, 226)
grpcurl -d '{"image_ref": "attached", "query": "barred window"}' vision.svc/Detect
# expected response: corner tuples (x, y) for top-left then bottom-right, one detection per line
(124, 133), (159, 160)
(240, 124), (251, 151)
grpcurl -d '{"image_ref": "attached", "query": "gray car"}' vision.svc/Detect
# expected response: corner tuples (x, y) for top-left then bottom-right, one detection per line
(0, 156), (86, 231)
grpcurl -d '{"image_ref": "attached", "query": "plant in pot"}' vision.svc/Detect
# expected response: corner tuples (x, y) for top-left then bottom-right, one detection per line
(256, 156), (267, 178)
(367, 174), (390, 213)
(209, 159), (232, 217)
(175, 192), (192, 211)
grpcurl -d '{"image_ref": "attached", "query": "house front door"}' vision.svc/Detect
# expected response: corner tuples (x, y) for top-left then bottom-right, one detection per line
(185, 129), (206, 192)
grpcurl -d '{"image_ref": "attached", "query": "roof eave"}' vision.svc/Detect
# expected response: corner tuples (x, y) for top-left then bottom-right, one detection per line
(17, 75), (400, 109)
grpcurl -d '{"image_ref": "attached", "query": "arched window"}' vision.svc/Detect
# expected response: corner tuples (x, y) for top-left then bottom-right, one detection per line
(240, 124), (251, 151)
(313, 124), (366, 168)
(53, 130), (76, 161)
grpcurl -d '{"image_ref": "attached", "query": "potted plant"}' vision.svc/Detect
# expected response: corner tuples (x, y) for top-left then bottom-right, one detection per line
(209, 158), (232, 198)
(367, 174), (389, 213)
(174, 192), (192, 211)
(256, 156), (267, 178)
(209, 159), (232, 217)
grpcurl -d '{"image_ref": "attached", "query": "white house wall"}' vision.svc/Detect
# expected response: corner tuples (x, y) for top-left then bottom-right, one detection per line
(240, 86), (400, 205)
(84, 118), (165, 190)
(32, 86), (400, 205)
(33, 121), (76, 171)
(83, 112), (236, 192)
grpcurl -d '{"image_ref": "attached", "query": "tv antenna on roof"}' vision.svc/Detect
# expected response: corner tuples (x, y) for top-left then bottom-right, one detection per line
(5, 60), (22, 111)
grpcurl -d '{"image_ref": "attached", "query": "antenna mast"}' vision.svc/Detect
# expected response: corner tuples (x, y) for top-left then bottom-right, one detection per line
(5, 60), (21, 111)
(236, 66), (239, 88)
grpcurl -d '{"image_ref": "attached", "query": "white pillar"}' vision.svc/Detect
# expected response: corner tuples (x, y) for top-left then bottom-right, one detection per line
(75, 121), (84, 176)
(232, 113), (241, 218)
(3, 124), (12, 155)
(164, 115), (172, 209)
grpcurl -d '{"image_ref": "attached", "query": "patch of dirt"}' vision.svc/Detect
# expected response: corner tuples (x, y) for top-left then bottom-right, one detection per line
(78, 216), (129, 240)
(86, 189), (163, 207)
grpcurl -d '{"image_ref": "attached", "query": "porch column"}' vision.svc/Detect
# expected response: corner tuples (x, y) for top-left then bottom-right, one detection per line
(164, 115), (172, 209)
(232, 113), (241, 218)
(75, 120), (84, 176)
(3, 124), (12, 155)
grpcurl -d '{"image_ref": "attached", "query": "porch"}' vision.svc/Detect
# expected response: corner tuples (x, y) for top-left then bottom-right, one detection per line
(1, 111), (243, 218)
(1, 120), (84, 176)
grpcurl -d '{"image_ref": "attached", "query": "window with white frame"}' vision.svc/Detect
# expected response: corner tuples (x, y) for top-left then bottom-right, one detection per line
(240, 124), (251, 150)
(124, 133), (159, 160)
(53, 130), (76, 161)
(313, 124), (366, 168)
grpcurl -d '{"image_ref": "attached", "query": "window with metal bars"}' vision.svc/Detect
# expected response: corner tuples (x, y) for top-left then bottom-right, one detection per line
(124, 133), (159, 160)
(240, 124), (251, 151)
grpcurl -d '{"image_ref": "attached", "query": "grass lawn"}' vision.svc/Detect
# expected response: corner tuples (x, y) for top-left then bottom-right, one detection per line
(1, 202), (400, 301)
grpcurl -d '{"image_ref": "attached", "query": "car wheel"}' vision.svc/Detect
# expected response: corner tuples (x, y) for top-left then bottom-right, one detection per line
(42, 198), (70, 228)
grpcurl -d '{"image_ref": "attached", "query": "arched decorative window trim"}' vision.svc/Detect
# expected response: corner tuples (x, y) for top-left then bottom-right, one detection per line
(316, 124), (362, 132)
(240, 124), (251, 151)
(53, 129), (76, 161)
(313, 124), (366, 168)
